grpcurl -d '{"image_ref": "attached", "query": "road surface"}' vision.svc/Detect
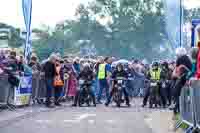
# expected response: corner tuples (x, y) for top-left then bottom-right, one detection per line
(0, 99), (173, 133)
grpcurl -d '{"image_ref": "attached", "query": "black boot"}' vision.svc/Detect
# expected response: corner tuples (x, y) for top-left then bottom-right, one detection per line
(125, 96), (131, 107)
(72, 91), (80, 107)
(55, 100), (62, 106)
(46, 100), (54, 108)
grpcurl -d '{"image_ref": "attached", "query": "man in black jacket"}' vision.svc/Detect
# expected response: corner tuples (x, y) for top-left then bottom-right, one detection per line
(43, 54), (57, 108)
(172, 48), (192, 114)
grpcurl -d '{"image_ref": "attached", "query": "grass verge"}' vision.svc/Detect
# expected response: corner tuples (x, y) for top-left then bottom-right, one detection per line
(175, 113), (189, 130)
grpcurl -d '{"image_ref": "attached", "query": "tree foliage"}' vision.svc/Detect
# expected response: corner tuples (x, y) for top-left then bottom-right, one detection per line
(0, 23), (23, 48)
(32, 0), (200, 61)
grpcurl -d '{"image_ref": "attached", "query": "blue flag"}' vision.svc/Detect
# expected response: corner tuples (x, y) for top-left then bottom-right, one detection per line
(22, 0), (32, 63)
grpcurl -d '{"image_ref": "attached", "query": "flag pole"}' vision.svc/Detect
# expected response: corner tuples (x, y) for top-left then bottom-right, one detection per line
(180, 0), (183, 47)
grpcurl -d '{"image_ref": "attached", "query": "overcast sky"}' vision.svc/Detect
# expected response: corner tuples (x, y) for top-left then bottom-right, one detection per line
(0, 0), (199, 28)
(0, 0), (91, 28)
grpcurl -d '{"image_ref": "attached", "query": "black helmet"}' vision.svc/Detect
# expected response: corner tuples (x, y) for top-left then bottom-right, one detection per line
(162, 61), (168, 68)
(152, 61), (159, 67)
(83, 63), (90, 70)
(116, 63), (123, 70)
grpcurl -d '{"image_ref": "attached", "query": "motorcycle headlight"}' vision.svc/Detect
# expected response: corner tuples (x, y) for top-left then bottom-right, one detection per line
(162, 83), (166, 88)
(118, 80), (123, 84)
(79, 80), (84, 85)
(150, 83), (157, 86)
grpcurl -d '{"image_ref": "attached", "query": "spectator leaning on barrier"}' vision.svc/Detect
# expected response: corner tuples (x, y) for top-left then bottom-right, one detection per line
(8, 51), (18, 71)
(53, 58), (64, 106)
(17, 55), (25, 72)
(43, 54), (57, 108)
(6, 51), (20, 91)
(172, 47), (192, 114)
(29, 56), (41, 71)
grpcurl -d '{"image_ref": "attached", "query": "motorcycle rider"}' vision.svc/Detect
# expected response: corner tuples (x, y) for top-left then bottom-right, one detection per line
(105, 63), (130, 107)
(160, 61), (172, 106)
(142, 61), (166, 108)
(72, 63), (96, 107)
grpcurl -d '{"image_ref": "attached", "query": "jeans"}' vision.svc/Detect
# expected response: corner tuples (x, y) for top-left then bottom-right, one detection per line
(143, 86), (150, 105)
(92, 78), (99, 96)
(97, 79), (109, 101)
(45, 78), (54, 104)
(54, 86), (63, 103)
(73, 85), (96, 105)
(174, 96), (180, 114)
(159, 86), (167, 106)
(107, 86), (129, 104)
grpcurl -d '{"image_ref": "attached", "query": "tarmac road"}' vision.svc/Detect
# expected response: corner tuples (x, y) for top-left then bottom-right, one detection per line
(0, 99), (166, 133)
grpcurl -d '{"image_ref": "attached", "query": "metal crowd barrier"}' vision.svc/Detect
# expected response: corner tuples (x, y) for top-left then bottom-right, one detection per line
(32, 73), (47, 104)
(191, 80), (200, 129)
(179, 79), (200, 132)
(179, 85), (195, 127)
(0, 74), (17, 110)
(0, 74), (10, 107)
(32, 73), (70, 103)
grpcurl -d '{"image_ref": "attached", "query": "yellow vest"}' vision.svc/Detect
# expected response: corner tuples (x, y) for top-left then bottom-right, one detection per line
(150, 68), (161, 81)
(98, 64), (106, 79)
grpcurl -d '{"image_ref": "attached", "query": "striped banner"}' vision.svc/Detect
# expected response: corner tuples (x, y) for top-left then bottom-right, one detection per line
(22, 0), (32, 63)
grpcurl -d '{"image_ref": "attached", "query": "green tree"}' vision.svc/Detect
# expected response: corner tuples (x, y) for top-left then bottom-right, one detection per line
(0, 23), (23, 48)
(35, 0), (200, 61)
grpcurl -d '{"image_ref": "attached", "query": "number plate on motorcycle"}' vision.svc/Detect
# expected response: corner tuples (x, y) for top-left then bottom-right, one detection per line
(162, 83), (166, 88)
(150, 83), (157, 86)
(118, 80), (123, 84)
(79, 80), (84, 84)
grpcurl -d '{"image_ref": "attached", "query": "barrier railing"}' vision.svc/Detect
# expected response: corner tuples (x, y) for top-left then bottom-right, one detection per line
(31, 73), (69, 103)
(0, 74), (12, 110)
(179, 85), (195, 127)
(179, 79), (200, 132)
(32, 72), (47, 103)
(190, 80), (200, 129)
(1, 72), (149, 108)
(0, 73), (32, 110)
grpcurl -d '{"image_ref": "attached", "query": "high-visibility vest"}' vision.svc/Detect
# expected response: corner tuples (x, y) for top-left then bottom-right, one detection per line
(150, 68), (161, 81)
(98, 64), (106, 79)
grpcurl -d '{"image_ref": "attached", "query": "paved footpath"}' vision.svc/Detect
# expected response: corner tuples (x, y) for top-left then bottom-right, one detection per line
(0, 99), (179, 133)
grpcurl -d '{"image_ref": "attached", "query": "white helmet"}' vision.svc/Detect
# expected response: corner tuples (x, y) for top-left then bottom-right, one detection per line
(83, 63), (90, 68)
(175, 47), (187, 57)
